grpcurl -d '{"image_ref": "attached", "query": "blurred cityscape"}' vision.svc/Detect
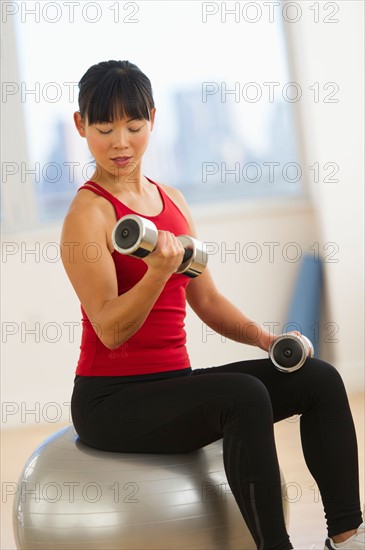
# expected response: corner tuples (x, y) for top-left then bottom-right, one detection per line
(36, 86), (301, 221)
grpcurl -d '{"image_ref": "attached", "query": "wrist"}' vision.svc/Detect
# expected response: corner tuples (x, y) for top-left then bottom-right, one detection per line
(257, 330), (276, 353)
(144, 266), (171, 286)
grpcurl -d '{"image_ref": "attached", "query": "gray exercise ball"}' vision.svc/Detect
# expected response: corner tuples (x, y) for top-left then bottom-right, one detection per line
(13, 425), (289, 549)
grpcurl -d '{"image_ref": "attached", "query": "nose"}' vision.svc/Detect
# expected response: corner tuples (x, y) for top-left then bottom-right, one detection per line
(112, 128), (129, 149)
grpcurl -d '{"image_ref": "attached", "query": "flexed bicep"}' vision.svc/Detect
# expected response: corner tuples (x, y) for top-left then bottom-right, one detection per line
(60, 204), (118, 326)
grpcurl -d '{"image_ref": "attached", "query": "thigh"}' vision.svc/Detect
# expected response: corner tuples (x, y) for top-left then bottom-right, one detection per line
(194, 357), (334, 422)
(72, 369), (272, 453)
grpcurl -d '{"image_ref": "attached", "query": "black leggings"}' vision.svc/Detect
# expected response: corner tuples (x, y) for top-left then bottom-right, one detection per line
(71, 358), (362, 550)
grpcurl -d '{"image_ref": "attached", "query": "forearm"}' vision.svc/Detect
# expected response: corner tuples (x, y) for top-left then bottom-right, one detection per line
(196, 292), (274, 352)
(94, 269), (170, 349)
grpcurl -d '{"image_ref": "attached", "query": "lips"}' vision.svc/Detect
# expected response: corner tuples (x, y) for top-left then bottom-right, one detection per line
(111, 156), (132, 167)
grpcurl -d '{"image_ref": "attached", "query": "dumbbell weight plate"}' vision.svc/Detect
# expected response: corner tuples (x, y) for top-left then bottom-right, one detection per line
(112, 214), (208, 277)
(269, 333), (314, 373)
(176, 235), (208, 278)
(112, 214), (158, 258)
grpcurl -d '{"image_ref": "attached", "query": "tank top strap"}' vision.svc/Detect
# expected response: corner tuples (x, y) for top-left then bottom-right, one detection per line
(78, 180), (120, 203)
(77, 181), (126, 218)
(77, 178), (188, 229)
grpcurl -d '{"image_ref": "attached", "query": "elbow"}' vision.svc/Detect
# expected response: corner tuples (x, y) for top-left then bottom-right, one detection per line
(99, 330), (126, 350)
(90, 306), (140, 349)
(99, 322), (138, 350)
(100, 335), (128, 351)
(102, 339), (121, 351)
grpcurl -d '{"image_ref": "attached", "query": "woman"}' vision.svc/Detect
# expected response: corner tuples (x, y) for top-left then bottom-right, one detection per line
(61, 60), (364, 550)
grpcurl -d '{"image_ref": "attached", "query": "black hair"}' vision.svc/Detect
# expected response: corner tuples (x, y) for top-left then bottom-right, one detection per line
(77, 60), (155, 124)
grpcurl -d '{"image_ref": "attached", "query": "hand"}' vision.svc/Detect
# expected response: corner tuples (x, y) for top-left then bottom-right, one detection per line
(287, 330), (302, 338)
(258, 330), (302, 353)
(257, 330), (277, 353)
(143, 230), (185, 277)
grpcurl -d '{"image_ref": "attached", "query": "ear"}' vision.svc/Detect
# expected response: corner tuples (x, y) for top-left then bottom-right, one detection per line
(74, 111), (86, 137)
(150, 108), (156, 131)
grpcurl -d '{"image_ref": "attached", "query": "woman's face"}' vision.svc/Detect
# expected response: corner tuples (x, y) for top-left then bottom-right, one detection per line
(74, 108), (156, 184)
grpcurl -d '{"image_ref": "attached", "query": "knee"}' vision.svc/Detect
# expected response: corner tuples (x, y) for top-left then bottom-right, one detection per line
(299, 358), (354, 425)
(305, 357), (345, 386)
(301, 357), (349, 406)
(212, 375), (274, 428)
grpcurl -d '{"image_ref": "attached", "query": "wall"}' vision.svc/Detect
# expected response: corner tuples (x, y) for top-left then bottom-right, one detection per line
(285, 0), (364, 390)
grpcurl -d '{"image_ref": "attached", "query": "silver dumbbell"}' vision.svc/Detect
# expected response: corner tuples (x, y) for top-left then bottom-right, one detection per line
(112, 214), (208, 278)
(268, 333), (314, 373)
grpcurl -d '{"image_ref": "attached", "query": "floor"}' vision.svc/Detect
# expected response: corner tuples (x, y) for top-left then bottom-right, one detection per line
(1, 392), (364, 550)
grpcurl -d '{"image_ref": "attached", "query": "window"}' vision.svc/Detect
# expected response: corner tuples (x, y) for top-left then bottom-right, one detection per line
(6, 1), (302, 228)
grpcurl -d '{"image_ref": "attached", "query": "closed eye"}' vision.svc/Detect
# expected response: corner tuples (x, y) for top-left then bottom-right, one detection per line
(97, 129), (112, 135)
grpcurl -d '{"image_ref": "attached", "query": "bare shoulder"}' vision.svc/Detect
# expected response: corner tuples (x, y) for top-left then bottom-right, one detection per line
(64, 186), (109, 218)
(62, 192), (98, 233)
(61, 187), (115, 251)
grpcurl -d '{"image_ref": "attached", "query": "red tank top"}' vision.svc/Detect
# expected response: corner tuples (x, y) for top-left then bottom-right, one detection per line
(75, 178), (192, 377)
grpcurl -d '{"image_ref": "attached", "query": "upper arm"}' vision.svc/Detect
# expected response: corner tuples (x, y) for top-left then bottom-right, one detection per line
(60, 203), (118, 323)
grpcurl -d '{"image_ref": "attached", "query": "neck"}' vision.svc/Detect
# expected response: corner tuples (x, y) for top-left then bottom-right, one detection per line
(91, 163), (145, 194)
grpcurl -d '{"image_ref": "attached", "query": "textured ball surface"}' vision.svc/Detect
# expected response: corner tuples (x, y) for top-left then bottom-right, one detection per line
(13, 425), (289, 549)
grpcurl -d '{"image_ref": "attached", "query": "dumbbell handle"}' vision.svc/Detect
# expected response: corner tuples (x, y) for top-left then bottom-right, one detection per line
(112, 214), (208, 278)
